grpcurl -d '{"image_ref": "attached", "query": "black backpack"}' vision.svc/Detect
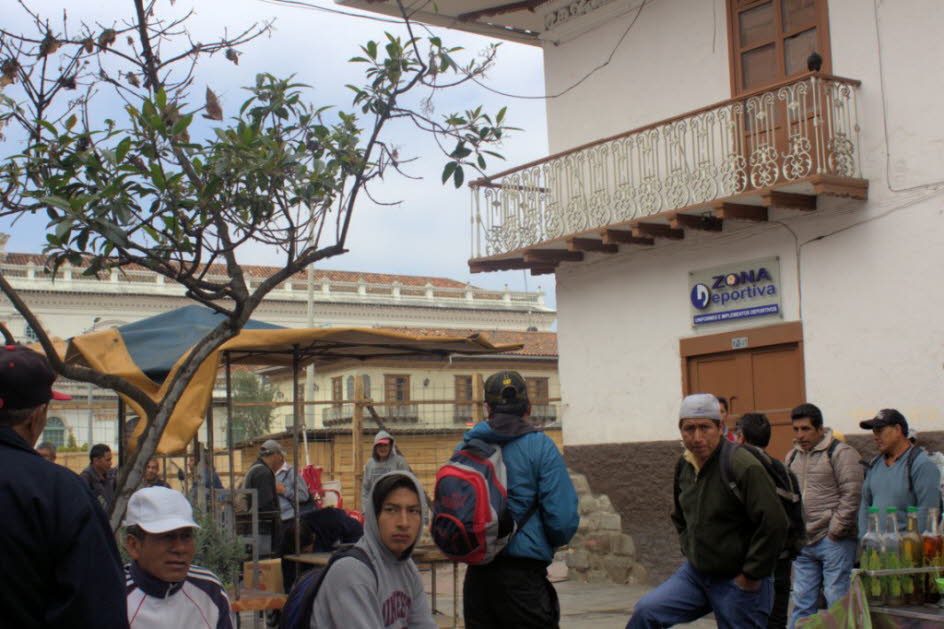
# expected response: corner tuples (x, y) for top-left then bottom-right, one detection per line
(720, 440), (807, 560)
(280, 546), (376, 629)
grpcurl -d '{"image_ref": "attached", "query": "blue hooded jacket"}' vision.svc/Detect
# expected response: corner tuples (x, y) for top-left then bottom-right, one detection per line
(460, 417), (579, 563)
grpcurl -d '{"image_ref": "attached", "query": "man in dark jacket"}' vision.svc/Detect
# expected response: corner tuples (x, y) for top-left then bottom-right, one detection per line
(0, 344), (128, 628)
(461, 370), (579, 629)
(627, 394), (788, 629)
(241, 438), (284, 553)
(79, 442), (117, 511)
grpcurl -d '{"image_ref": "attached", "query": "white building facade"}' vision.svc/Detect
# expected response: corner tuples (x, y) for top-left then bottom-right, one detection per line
(344, 0), (944, 581)
(0, 241), (555, 449)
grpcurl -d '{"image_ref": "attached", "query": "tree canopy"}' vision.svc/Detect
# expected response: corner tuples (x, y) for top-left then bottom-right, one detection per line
(0, 0), (511, 529)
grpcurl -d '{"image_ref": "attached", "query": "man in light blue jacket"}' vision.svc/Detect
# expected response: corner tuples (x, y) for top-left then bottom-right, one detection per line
(461, 370), (579, 629)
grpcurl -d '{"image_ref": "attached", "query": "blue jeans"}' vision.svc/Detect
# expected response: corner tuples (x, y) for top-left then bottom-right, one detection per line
(789, 536), (856, 628)
(626, 561), (774, 629)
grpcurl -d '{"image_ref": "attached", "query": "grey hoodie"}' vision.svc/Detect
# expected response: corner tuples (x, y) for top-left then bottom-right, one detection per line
(362, 430), (411, 503)
(311, 470), (436, 629)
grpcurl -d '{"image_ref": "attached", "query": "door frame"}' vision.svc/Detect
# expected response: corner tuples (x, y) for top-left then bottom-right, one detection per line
(679, 320), (805, 396)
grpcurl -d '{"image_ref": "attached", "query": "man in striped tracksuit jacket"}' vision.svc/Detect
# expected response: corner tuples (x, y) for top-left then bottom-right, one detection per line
(124, 486), (232, 629)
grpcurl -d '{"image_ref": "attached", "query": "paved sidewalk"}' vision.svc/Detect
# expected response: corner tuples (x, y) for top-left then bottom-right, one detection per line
(417, 561), (717, 628)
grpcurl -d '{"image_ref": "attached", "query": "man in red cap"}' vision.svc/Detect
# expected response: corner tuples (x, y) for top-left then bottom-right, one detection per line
(0, 344), (128, 628)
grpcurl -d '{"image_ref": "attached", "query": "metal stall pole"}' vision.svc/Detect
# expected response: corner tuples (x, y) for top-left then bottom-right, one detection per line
(292, 345), (301, 555)
(224, 352), (239, 603)
(207, 400), (217, 520)
(117, 397), (126, 468)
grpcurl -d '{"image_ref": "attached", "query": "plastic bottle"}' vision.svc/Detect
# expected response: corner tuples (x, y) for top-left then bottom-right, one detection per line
(902, 506), (923, 604)
(923, 507), (943, 605)
(860, 506), (885, 605)
(883, 507), (904, 606)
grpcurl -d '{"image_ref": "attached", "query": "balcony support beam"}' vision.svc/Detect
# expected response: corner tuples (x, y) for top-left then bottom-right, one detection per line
(523, 249), (583, 263)
(712, 202), (768, 222)
(530, 265), (557, 276)
(669, 213), (723, 231)
(760, 191), (817, 211)
(469, 258), (530, 273)
(567, 238), (618, 254)
(632, 223), (684, 240)
(601, 229), (654, 246)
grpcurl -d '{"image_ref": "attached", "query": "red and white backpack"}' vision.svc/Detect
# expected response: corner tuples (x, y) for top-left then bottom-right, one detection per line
(430, 437), (536, 564)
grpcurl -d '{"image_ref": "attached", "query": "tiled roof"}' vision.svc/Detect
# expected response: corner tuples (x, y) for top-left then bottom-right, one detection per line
(376, 326), (557, 358)
(2, 252), (476, 289)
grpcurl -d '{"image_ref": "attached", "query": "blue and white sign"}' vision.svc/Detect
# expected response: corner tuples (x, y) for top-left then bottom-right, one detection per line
(688, 257), (782, 326)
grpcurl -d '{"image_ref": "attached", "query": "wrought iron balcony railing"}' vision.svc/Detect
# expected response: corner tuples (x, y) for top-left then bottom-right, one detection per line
(470, 73), (862, 260)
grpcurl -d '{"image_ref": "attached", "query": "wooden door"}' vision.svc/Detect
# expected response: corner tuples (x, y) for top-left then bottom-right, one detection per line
(686, 341), (805, 459)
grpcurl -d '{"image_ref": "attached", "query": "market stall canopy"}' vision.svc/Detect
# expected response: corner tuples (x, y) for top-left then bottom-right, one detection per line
(64, 305), (522, 453)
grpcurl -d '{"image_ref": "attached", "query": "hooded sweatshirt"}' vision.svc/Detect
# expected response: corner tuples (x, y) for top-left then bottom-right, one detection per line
(311, 471), (436, 629)
(361, 430), (411, 503)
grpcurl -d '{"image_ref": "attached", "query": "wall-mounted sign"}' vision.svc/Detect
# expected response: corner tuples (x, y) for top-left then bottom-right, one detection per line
(688, 257), (782, 326)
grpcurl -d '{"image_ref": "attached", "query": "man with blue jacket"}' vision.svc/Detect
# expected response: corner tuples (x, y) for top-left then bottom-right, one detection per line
(461, 370), (579, 629)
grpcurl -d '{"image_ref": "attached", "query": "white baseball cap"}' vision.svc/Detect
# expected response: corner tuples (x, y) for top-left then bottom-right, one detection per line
(124, 486), (200, 533)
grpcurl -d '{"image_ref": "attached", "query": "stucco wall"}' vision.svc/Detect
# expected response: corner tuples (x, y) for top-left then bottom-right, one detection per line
(543, 0), (944, 446)
(542, 0), (729, 154)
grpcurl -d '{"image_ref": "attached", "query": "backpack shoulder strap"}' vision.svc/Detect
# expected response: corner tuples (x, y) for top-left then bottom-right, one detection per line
(905, 446), (922, 506)
(720, 440), (743, 503)
(787, 449), (799, 468)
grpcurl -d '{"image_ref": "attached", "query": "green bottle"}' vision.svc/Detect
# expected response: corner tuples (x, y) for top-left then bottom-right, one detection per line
(883, 507), (904, 606)
(860, 506), (885, 605)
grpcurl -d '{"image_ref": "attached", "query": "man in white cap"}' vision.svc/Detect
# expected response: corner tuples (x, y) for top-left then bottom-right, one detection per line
(627, 393), (788, 629)
(124, 486), (232, 628)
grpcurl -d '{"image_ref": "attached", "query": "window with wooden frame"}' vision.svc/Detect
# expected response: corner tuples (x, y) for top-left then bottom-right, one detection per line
(384, 374), (411, 403)
(727, 0), (831, 95)
(454, 375), (473, 423)
(525, 377), (550, 405)
(331, 376), (342, 408)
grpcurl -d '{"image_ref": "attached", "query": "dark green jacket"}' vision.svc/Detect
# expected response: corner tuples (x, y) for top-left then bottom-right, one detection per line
(672, 440), (788, 580)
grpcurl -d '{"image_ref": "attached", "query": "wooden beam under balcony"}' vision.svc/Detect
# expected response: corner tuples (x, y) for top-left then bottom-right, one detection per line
(601, 229), (655, 246)
(469, 258), (530, 273)
(530, 265), (557, 276)
(632, 223), (684, 240)
(567, 238), (618, 254)
(760, 191), (817, 211)
(810, 175), (869, 200)
(523, 249), (583, 264)
(712, 202), (768, 222)
(669, 213), (723, 231)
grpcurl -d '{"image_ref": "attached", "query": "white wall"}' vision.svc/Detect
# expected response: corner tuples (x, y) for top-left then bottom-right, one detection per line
(542, 0), (729, 153)
(543, 0), (944, 446)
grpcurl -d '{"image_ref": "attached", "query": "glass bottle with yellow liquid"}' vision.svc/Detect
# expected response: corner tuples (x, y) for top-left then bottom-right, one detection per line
(923, 507), (943, 605)
(860, 506), (885, 605)
(901, 506), (924, 605)
(883, 507), (904, 606)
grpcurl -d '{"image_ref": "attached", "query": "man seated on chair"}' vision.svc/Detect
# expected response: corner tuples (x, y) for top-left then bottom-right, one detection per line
(124, 486), (232, 629)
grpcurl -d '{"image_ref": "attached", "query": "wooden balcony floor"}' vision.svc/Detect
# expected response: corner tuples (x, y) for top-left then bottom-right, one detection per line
(469, 173), (868, 275)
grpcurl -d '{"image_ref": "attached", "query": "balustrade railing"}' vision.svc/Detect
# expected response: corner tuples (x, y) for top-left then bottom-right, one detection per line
(471, 73), (861, 258)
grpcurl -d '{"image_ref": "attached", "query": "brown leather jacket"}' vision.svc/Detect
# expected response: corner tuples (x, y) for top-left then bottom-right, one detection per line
(785, 430), (864, 543)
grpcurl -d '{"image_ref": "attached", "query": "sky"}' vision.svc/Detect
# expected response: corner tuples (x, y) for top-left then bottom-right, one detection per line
(0, 0), (556, 306)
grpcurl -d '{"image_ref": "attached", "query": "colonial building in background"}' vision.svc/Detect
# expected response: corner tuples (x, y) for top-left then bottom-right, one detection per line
(267, 327), (559, 431)
(0, 235), (555, 448)
(344, 0), (944, 581)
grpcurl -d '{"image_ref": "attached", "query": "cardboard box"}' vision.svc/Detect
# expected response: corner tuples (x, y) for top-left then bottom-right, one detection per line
(242, 558), (284, 593)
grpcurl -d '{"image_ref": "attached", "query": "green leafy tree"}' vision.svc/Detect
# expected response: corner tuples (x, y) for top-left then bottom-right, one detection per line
(231, 371), (277, 443)
(0, 0), (510, 530)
